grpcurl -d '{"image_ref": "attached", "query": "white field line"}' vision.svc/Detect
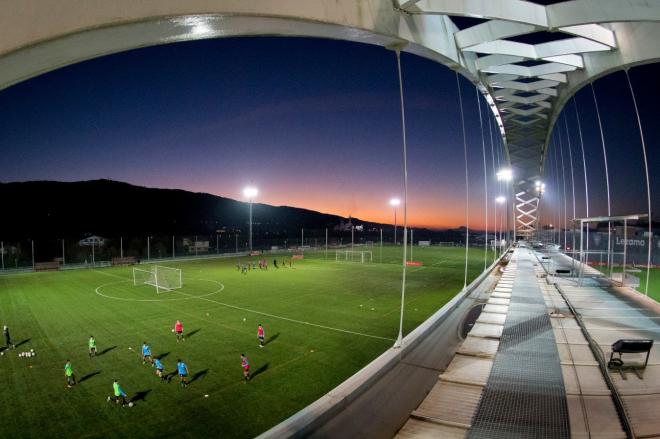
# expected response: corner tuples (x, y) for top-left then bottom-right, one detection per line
(172, 289), (394, 342)
(93, 270), (393, 342)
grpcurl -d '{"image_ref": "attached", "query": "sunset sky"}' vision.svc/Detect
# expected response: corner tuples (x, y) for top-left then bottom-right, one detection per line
(0, 37), (658, 229)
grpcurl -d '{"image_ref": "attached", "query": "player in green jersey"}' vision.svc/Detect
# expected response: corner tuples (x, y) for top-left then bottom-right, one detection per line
(88, 336), (97, 358)
(64, 360), (76, 388)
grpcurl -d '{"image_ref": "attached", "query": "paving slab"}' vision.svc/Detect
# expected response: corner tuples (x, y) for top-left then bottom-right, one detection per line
(486, 297), (510, 306)
(622, 394), (660, 438)
(476, 312), (507, 325)
(562, 365), (611, 396)
(413, 381), (483, 427)
(469, 323), (503, 339)
(396, 417), (468, 439)
(458, 336), (500, 358)
(483, 304), (508, 314)
(440, 355), (493, 386)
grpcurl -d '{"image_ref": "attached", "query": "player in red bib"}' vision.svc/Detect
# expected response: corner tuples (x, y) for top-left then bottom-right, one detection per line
(174, 320), (184, 342)
(241, 354), (250, 383)
(257, 324), (265, 348)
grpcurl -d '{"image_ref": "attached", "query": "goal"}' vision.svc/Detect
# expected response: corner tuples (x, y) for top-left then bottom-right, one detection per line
(335, 250), (373, 263)
(133, 265), (182, 294)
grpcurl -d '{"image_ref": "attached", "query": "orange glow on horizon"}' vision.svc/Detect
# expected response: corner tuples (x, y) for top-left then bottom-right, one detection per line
(213, 185), (494, 231)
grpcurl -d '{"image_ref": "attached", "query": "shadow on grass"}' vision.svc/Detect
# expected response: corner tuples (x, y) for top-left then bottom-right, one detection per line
(131, 389), (151, 403)
(79, 370), (101, 383)
(190, 368), (209, 384)
(186, 329), (200, 339)
(264, 333), (280, 346)
(165, 370), (178, 383)
(251, 363), (269, 380)
(155, 351), (169, 360)
(97, 346), (116, 357)
(14, 339), (30, 348)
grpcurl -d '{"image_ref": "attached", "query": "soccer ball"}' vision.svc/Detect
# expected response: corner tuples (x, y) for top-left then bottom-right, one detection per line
(243, 318), (246, 322)
(107, 396), (111, 402)
(171, 329), (175, 333)
(128, 402), (134, 407)
(1, 352), (4, 356)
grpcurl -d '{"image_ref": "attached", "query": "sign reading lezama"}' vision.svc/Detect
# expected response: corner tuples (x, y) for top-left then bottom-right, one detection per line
(406, 261), (423, 267)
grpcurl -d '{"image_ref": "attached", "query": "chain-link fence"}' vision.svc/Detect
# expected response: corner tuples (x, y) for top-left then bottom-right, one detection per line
(0, 226), (483, 272)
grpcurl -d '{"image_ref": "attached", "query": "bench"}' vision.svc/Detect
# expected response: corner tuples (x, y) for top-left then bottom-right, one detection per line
(34, 261), (60, 271)
(608, 339), (654, 379)
(112, 256), (136, 266)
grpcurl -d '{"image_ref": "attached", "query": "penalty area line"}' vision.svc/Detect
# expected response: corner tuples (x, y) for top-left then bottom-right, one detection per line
(171, 290), (394, 342)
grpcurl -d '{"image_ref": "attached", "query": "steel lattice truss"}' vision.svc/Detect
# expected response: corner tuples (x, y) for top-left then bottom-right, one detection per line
(398, 0), (660, 237)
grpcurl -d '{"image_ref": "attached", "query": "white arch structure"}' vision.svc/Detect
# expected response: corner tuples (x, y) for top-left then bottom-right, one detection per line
(1, 0), (659, 237)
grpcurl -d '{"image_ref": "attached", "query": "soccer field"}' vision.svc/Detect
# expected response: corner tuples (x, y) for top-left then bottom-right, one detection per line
(0, 245), (487, 438)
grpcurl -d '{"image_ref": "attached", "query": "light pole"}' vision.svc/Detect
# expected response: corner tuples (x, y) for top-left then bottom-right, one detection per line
(496, 168), (513, 243)
(243, 186), (258, 252)
(389, 198), (400, 245)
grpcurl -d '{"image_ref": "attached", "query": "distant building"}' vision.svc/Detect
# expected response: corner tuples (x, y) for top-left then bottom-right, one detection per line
(182, 238), (209, 254)
(79, 235), (105, 247)
(334, 217), (354, 232)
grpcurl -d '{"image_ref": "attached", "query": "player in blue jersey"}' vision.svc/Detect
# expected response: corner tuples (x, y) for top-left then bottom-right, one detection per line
(177, 358), (189, 387)
(154, 358), (165, 382)
(142, 342), (153, 366)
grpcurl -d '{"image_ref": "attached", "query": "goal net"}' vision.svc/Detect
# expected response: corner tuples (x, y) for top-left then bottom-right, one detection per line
(133, 265), (182, 294)
(335, 250), (373, 263)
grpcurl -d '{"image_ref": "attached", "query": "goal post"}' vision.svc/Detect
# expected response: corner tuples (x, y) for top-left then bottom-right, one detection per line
(132, 265), (182, 294)
(335, 250), (373, 263)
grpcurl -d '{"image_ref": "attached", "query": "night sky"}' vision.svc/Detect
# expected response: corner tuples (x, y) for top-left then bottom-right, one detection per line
(0, 37), (658, 229)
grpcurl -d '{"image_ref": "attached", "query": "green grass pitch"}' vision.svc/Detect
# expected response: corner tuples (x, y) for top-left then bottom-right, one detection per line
(594, 266), (660, 302)
(0, 245), (488, 438)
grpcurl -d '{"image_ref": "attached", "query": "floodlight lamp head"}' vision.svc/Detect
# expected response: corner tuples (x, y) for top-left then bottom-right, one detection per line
(389, 198), (401, 207)
(496, 168), (512, 182)
(495, 196), (506, 204)
(243, 186), (258, 199)
(535, 180), (545, 194)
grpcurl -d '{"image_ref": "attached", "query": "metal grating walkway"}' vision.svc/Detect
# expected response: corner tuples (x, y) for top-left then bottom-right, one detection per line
(468, 249), (570, 439)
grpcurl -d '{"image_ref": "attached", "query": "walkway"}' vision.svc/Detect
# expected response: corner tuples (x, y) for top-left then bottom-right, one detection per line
(544, 251), (660, 438)
(397, 248), (573, 438)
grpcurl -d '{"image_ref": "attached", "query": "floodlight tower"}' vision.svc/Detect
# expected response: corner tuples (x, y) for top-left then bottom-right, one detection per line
(495, 196), (506, 255)
(389, 198), (401, 245)
(243, 186), (258, 252)
(534, 180), (546, 241)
